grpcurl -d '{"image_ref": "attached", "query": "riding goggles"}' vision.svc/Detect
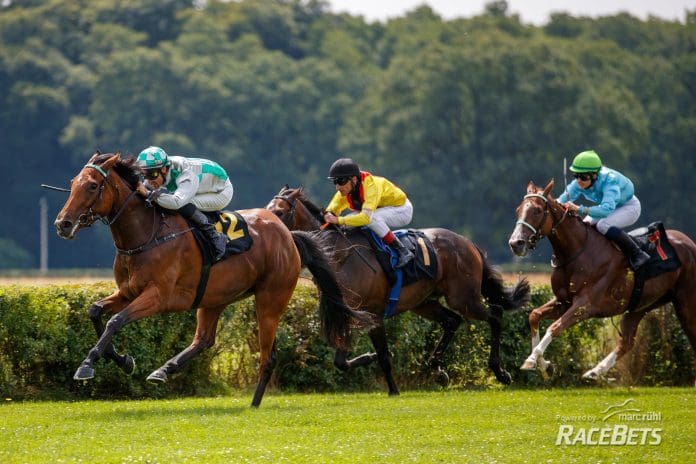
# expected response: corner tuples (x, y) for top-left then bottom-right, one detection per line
(573, 173), (593, 181)
(144, 170), (161, 180)
(332, 176), (351, 186)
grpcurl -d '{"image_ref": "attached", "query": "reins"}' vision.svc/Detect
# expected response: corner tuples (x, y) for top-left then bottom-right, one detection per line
(81, 161), (192, 255)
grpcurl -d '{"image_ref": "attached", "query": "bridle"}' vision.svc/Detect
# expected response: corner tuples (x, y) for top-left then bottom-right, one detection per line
(77, 163), (137, 228)
(272, 192), (297, 229)
(515, 193), (569, 250)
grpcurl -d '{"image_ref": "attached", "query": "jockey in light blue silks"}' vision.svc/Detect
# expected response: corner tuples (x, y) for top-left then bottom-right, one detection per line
(136, 146), (233, 261)
(558, 149), (650, 270)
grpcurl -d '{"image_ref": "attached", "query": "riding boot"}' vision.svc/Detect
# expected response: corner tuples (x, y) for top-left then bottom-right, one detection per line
(189, 209), (228, 262)
(605, 226), (650, 270)
(390, 236), (414, 268)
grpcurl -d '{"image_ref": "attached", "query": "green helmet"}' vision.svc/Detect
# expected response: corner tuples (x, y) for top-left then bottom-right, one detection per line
(569, 150), (602, 173)
(137, 146), (170, 169)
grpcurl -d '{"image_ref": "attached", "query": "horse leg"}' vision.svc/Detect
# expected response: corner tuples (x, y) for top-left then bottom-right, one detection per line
(334, 348), (379, 371)
(250, 286), (293, 407)
(582, 309), (649, 381)
(412, 301), (463, 387)
(523, 297), (566, 376)
(74, 289), (160, 380)
(147, 305), (226, 383)
(520, 298), (594, 374)
(87, 293), (135, 375)
(667, 291), (696, 386)
(366, 324), (399, 396)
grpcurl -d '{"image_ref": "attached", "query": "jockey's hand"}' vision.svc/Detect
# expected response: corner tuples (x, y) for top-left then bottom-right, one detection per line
(136, 183), (151, 198)
(564, 202), (580, 214)
(324, 212), (339, 224)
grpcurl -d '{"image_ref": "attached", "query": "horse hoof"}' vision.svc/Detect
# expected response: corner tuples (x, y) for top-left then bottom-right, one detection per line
(122, 355), (136, 375)
(146, 370), (167, 383)
(544, 363), (555, 378)
(582, 370), (599, 381)
(388, 390), (400, 396)
(498, 371), (512, 385)
(73, 365), (95, 380)
(520, 360), (537, 371)
(435, 370), (450, 387)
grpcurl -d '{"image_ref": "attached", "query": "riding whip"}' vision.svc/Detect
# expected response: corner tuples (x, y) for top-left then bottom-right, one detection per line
(41, 184), (70, 193)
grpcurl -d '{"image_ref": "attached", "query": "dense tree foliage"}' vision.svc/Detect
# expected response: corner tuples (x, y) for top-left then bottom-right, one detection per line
(0, 0), (693, 268)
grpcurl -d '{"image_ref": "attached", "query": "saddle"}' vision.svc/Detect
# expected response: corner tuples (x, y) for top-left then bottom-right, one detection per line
(358, 228), (438, 318)
(625, 221), (681, 312)
(187, 211), (254, 309)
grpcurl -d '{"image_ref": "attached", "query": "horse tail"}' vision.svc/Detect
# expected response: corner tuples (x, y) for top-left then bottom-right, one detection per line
(478, 246), (531, 311)
(291, 231), (375, 350)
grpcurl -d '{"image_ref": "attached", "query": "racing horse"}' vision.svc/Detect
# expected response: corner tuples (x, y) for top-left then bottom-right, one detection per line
(267, 186), (531, 394)
(508, 180), (696, 380)
(54, 153), (373, 407)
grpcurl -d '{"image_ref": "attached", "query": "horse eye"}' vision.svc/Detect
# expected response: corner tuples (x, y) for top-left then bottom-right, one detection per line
(88, 182), (98, 192)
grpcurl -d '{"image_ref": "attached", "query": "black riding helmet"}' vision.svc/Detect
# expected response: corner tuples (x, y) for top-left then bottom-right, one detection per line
(328, 158), (360, 179)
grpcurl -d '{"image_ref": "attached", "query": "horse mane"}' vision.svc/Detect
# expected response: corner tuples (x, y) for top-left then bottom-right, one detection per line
(92, 152), (141, 189)
(294, 189), (325, 223)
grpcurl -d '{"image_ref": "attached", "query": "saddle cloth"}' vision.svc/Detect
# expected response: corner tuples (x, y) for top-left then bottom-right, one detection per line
(625, 221), (681, 313)
(628, 221), (681, 280)
(192, 211), (254, 264)
(363, 228), (439, 287)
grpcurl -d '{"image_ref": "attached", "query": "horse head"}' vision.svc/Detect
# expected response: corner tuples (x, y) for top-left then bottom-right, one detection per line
(266, 185), (323, 231)
(54, 152), (137, 239)
(508, 179), (563, 256)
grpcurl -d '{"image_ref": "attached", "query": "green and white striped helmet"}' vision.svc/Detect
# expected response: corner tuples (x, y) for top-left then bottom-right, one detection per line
(137, 146), (170, 169)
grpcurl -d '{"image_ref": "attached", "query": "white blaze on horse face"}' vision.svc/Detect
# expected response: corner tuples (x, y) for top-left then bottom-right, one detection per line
(509, 201), (537, 256)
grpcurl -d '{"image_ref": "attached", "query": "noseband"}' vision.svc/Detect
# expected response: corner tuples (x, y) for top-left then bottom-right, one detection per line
(516, 193), (569, 250)
(78, 163), (137, 228)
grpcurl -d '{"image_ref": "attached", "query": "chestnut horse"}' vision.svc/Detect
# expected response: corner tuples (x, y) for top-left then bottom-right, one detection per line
(508, 180), (696, 381)
(54, 153), (372, 407)
(267, 186), (531, 394)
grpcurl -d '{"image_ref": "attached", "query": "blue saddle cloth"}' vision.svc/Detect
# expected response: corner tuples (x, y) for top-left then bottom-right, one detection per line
(364, 229), (438, 318)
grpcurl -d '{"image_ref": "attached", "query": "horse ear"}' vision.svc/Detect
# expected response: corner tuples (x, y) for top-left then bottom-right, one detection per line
(101, 154), (120, 171)
(543, 178), (555, 197)
(526, 181), (536, 193)
(298, 185), (304, 193)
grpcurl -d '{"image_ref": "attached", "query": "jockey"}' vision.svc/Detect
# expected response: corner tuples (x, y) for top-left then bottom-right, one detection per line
(558, 149), (650, 270)
(135, 146), (233, 261)
(323, 157), (414, 268)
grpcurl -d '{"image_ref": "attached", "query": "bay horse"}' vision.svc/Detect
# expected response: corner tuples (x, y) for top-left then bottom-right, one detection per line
(508, 180), (696, 381)
(54, 153), (373, 407)
(267, 186), (531, 394)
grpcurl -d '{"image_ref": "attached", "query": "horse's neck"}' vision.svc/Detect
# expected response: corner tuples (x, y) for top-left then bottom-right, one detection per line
(296, 200), (323, 231)
(108, 178), (162, 249)
(547, 216), (595, 259)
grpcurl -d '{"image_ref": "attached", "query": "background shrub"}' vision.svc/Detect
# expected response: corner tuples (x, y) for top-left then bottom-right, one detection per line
(0, 282), (693, 400)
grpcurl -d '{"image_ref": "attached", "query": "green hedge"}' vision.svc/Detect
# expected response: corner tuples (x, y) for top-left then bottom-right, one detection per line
(0, 283), (693, 400)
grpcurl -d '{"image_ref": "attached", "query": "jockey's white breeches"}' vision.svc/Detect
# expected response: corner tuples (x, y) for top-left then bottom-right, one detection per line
(191, 181), (234, 212)
(587, 195), (641, 234)
(364, 199), (414, 237)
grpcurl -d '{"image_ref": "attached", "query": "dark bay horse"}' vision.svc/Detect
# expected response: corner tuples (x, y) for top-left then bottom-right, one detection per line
(54, 153), (372, 407)
(508, 180), (696, 380)
(267, 186), (531, 394)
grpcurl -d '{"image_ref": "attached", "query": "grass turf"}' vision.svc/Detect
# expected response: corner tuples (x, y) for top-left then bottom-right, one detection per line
(1, 387), (693, 463)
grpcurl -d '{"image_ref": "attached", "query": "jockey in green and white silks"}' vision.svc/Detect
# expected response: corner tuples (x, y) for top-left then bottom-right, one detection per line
(558, 149), (649, 270)
(136, 146), (233, 261)
(155, 156), (233, 211)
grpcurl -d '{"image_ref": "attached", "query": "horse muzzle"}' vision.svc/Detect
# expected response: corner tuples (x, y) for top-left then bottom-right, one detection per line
(54, 217), (79, 239)
(508, 237), (529, 257)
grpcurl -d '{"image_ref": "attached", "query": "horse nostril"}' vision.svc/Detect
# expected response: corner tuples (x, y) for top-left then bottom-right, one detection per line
(509, 239), (525, 250)
(60, 220), (73, 231)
